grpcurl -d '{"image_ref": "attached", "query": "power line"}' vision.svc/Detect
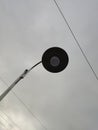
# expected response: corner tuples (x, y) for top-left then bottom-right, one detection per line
(0, 1), (96, 129)
(0, 76), (47, 130)
(12, 92), (47, 130)
(0, 111), (21, 130)
(0, 61), (47, 129)
(0, 115), (8, 130)
(0, 78), (22, 130)
(53, 0), (98, 80)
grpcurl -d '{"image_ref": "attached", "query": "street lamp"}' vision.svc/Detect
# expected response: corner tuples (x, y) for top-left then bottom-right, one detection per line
(0, 47), (69, 102)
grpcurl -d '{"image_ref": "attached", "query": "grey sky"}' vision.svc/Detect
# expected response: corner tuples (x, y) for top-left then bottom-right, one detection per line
(0, 0), (98, 130)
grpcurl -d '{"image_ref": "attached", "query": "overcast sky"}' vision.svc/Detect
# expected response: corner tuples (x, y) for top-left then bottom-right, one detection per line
(0, 0), (98, 130)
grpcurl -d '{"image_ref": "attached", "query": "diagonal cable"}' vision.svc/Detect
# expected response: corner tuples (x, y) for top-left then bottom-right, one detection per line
(0, 76), (47, 130)
(53, 0), (98, 80)
(0, 111), (21, 130)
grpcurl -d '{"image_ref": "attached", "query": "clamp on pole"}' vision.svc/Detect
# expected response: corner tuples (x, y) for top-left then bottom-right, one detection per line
(0, 61), (42, 102)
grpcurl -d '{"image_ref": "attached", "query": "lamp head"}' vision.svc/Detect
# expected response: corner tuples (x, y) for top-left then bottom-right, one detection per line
(42, 47), (69, 73)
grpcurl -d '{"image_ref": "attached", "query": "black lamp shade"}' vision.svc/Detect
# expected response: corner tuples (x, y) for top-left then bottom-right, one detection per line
(42, 47), (69, 73)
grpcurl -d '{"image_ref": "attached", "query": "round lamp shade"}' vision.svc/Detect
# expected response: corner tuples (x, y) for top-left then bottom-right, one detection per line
(42, 47), (69, 73)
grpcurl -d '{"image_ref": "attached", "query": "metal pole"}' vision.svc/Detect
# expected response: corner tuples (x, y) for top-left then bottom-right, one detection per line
(0, 61), (42, 102)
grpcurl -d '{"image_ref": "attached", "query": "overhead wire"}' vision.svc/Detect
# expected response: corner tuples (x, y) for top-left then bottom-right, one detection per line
(0, 110), (22, 130)
(52, 0), (98, 81)
(0, 79), (22, 130)
(0, 113), (17, 130)
(12, 91), (47, 130)
(1, 0), (97, 130)
(0, 116), (8, 130)
(0, 75), (47, 130)
(0, 115), (18, 130)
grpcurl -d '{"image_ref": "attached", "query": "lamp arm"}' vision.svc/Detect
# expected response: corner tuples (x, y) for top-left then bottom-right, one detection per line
(0, 61), (42, 102)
